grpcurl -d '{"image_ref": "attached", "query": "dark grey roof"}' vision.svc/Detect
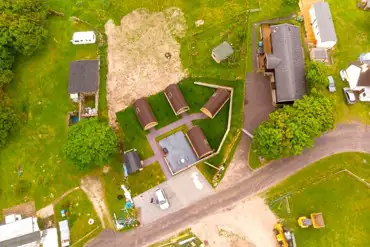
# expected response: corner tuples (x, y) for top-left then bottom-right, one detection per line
(212, 42), (234, 61)
(312, 2), (337, 43)
(266, 54), (281, 69)
(0, 231), (41, 247)
(68, 60), (99, 94)
(123, 150), (142, 174)
(270, 24), (306, 103)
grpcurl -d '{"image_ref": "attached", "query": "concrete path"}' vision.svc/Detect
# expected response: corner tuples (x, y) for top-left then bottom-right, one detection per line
(144, 113), (207, 179)
(87, 123), (370, 247)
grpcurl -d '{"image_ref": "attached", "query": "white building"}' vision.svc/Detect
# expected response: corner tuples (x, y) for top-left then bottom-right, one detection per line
(309, 2), (337, 49)
(342, 63), (370, 101)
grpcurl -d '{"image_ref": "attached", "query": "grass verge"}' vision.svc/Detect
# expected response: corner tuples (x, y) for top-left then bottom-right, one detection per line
(155, 125), (188, 142)
(54, 189), (102, 246)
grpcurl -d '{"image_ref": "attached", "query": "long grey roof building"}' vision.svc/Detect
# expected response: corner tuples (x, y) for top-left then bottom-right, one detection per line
(311, 2), (337, 43)
(268, 24), (306, 103)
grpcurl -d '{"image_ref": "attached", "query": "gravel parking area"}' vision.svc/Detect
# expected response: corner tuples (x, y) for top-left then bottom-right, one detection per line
(133, 167), (214, 225)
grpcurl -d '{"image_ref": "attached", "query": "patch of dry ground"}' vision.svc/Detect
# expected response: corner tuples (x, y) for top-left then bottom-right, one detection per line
(81, 176), (114, 229)
(192, 197), (277, 247)
(105, 8), (187, 125)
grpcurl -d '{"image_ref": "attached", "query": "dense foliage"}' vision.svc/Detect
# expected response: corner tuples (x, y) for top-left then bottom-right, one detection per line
(0, 103), (18, 148)
(306, 61), (329, 88)
(64, 119), (117, 169)
(0, 0), (48, 86)
(253, 91), (334, 160)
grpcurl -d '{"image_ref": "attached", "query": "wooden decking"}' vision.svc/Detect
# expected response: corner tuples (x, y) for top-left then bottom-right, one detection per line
(262, 24), (272, 54)
(299, 0), (323, 44)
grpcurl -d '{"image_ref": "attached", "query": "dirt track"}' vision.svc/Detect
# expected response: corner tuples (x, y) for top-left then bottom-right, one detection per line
(105, 8), (187, 126)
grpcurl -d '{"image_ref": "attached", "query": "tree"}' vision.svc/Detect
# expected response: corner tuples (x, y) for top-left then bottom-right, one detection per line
(306, 61), (329, 88)
(253, 92), (334, 160)
(0, 104), (18, 148)
(64, 119), (118, 169)
(0, 69), (13, 87)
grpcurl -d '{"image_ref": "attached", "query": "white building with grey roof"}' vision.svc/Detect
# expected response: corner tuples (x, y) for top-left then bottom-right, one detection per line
(309, 2), (337, 49)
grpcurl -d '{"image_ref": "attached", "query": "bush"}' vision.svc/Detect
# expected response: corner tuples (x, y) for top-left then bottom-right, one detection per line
(0, 104), (18, 148)
(253, 91), (334, 160)
(282, 0), (298, 5)
(64, 119), (117, 169)
(306, 61), (329, 88)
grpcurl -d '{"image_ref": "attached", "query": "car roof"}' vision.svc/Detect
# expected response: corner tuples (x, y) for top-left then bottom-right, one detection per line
(155, 189), (165, 201)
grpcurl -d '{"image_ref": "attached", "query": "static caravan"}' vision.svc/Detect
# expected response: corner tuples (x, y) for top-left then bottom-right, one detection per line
(59, 220), (71, 247)
(71, 31), (96, 45)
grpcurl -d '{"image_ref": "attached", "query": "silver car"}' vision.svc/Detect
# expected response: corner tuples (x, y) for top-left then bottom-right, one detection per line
(328, 76), (336, 93)
(342, 87), (356, 104)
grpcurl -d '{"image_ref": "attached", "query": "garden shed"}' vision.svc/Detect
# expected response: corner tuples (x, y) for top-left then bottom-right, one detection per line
(123, 149), (143, 175)
(186, 126), (213, 159)
(164, 84), (190, 115)
(133, 97), (158, 130)
(211, 41), (234, 63)
(201, 88), (230, 118)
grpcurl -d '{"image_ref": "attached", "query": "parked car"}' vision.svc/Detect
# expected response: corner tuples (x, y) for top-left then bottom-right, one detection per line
(327, 76), (336, 93)
(155, 188), (169, 210)
(342, 87), (356, 104)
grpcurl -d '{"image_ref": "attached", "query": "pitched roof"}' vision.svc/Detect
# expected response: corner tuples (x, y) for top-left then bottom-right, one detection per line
(0, 231), (41, 247)
(311, 2), (337, 43)
(133, 98), (158, 130)
(68, 60), (99, 94)
(164, 84), (189, 115)
(212, 42), (234, 61)
(0, 217), (40, 247)
(201, 88), (230, 118)
(186, 126), (213, 159)
(266, 54), (281, 69)
(123, 150), (142, 174)
(270, 24), (306, 103)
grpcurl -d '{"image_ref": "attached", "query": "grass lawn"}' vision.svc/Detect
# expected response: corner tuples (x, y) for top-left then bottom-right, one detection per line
(0, 16), (99, 213)
(116, 107), (154, 160)
(148, 92), (180, 129)
(155, 125), (188, 142)
(265, 152), (370, 247)
(54, 189), (102, 247)
(150, 228), (202, 247)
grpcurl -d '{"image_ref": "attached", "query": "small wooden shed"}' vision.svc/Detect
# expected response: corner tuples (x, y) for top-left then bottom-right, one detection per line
(186, 126), (213, 159)
(133, 98), (158, 130)
(212, 41), (234, 63)
(164, 84), (190, 115)
(201, 88), (230, 118)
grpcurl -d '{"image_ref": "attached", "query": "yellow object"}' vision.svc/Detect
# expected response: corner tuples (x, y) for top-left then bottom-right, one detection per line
(298, 213), (325, 229)
(273, 223), (292, 247)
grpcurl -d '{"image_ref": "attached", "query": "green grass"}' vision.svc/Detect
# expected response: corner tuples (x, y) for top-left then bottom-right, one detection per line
(155, 125), (188, 142)
(178, 79), (215, 113)
(249, 141), (269, 169)
(54, 189), (102, 247)
(150, 228), (202, 247)
(148, 92), (180, 129)
(265, 152), (370, 247)
(116, 107), (154, 159)
(0, 17), (98, 213)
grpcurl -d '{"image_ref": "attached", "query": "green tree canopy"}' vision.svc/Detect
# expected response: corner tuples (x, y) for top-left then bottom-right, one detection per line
(64, 119), (118, 169)
(253, 91), (334, 160)
(0, 103), (18, 148)
(306, 61), (329, 88)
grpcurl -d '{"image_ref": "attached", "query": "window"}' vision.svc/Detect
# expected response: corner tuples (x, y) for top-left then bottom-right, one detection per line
(167, 92), (173, 99)
(135, 108), (140, 114)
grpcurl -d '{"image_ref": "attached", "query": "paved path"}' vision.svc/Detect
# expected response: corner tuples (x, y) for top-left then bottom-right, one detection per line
(87, 123), (370, 247)
(144, 113), (207, 179)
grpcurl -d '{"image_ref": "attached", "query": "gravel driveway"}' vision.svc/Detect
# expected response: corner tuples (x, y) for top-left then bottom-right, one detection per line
(133, 167), (214, 225)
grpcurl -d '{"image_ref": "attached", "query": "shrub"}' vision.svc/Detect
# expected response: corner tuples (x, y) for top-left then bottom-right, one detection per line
(0, 104), (18, 148)
(306, 61), (329, 88)
(64, 119), (117, 169)
(253, 91), (334, 160)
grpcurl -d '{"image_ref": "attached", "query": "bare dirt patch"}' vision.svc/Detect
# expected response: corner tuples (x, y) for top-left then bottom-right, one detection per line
(105, 8), (187, 125)
(192, 197), (277, 247)
(81, 176), (113, 229)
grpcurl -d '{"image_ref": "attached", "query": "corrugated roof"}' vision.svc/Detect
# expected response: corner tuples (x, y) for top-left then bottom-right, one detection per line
(312, 2), (337, 43)
(186, 126), (213, 159)
(212, 42), (234, 61)
(201, 88), (230, 118)
(270, 24), (306, 103)
(124, 150), (142, 174)
(133, 98), (158, 130)
(164, 84), (189, 115)
(68, 60), (99, 94)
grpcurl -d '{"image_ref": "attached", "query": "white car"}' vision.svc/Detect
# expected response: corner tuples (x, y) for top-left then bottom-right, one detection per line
(155, 188), (169, 210)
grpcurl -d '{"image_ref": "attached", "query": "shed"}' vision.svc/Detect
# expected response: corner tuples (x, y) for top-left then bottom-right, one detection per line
(269, 24), (306, 103)
(309, 2), (337, 49)
(123, 149), (143, 175)
(68, 60), (99, 97)
(212, 42), (234, 63)
(201, 88), (230, 118)
(186, 126), (213, 159)
(164, 84), (190, 115)
(310, 48), (329, 63)
(133, 98), (158, 130)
